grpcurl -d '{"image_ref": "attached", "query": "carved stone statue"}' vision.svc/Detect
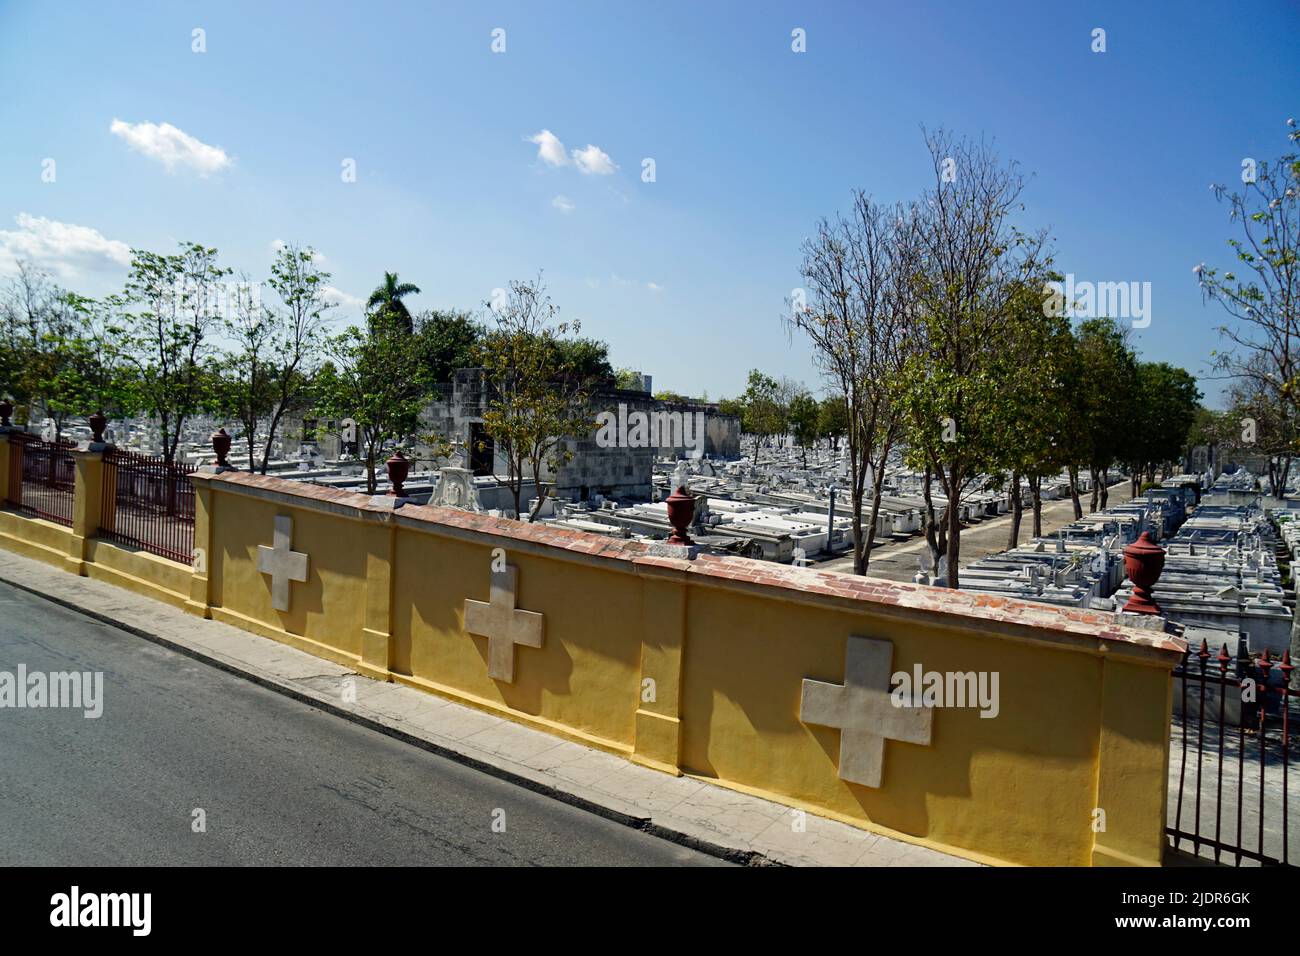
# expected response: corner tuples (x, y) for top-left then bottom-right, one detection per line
(432, 467), (482, 512)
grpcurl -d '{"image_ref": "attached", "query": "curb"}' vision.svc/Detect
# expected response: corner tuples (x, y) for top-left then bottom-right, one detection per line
(0, 570), (774, 867)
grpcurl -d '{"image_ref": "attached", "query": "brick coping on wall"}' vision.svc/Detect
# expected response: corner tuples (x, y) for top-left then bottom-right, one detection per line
(193, 470), (1188, 664)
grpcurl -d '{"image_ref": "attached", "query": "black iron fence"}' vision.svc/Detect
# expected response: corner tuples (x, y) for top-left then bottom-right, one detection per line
(5, 432), (76, 527)
(99, 447), (196, 563)
(1168, 639), (1295, 866)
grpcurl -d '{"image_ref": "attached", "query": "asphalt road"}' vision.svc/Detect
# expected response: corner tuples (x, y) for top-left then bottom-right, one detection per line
(0, 582), (726, 866)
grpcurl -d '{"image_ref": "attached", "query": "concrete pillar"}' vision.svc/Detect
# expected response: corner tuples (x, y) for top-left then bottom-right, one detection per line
(632, 573), (688, 775)
(186, 478), (214, 617)
(358, 522), (396, 680)
(1091, 653), (1176, 866)
(67, 448), (105, 574)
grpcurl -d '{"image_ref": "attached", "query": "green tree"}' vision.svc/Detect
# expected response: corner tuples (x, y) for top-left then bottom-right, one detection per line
(990, 278), (1076, 543)
(1073, 317), (1138, 511)
(898, 130), (1048, 587)
(414, 309), (482, 385)
(366, 271), (421, 334)
(313, 311), (441, 493)
(1124, 362), (1202, 491)
(817, 394), (848, 451)
(738, 369), (784, 465)
(120, 242), (231, 464)
(216, 245), (334, 473)
(788, 390), (820, 468)
(476, 277), (595, 520)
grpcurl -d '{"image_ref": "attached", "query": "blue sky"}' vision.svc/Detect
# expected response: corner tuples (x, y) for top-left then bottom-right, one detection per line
(1, 0), (1297, 406)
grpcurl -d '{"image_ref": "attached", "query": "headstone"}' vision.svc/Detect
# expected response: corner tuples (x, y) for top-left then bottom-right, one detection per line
(431, 467), (482, 512)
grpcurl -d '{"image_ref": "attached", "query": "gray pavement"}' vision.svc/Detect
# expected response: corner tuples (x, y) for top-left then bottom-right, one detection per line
(0, 582), (727, 866)
(0, 546), (975, 867)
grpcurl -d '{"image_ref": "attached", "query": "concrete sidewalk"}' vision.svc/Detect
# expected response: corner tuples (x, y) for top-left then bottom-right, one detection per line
(0, 547), (975, 868)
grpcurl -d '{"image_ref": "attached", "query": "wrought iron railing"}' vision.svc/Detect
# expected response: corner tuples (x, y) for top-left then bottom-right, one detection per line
(99, 447), (196, 563)
(5, 432), (76, 526)
(1168, 639), (1295, 866)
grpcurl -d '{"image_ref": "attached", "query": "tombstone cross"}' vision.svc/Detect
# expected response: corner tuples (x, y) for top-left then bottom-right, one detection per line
(800, 635), (933, 788)
(463, 565), (544, 683)
(256, 515), (308, 612)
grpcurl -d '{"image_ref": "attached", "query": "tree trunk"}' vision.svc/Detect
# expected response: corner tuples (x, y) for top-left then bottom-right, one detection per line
(1007, 471), (1022, 549)
(849, 439), (866, 576)
(1067, 464), (1083, 519)
(922, 466), (944, 576)
(1089, 465), (1099, 513)
(1030, 476), (1043, 538)
(944, 465), (962, 590)
(861, 442), (892, 574)
(1099, 467), (1109, 509)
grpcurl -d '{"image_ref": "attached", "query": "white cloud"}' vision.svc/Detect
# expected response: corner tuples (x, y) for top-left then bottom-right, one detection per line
(527, 129), (570, 168)
(527, 130), (617, 175)
(321, 285), (364, 309)
(608, 273), (662, 293)
(110, 118), (232, 176)
(0, 213), (131, 280)
(551, 195), (575, 214)
(571, 143), (618, 175)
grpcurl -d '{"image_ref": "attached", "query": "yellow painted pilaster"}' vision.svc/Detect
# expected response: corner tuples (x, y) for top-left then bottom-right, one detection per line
(632, 574), (688, 775)
(1091, 652), (1176, 866)
(358, 521), (396, 681)
(67, 448), (105, 574)
(186, 478), (214, 617)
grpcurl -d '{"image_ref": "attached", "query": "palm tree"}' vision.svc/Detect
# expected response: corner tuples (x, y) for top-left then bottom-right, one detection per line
(366, 272), (421, 333)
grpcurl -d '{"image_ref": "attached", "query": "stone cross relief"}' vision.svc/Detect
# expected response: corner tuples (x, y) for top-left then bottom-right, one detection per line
(256, 514), (309, 612)
(799, 635), (933, 789)
(463, 565), (544, 683)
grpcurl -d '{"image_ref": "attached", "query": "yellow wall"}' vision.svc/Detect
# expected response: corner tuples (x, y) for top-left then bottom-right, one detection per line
(206, 489), (368, 666)
(392, 530), (643, 752)
(0, 450), (1184, 866)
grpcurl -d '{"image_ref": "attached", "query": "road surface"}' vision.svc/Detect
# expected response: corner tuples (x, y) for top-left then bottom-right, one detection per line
(0, 582), (726, 866)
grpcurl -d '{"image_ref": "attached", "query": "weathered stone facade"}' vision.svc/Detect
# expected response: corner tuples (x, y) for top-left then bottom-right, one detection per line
(420, 370), (741, 503)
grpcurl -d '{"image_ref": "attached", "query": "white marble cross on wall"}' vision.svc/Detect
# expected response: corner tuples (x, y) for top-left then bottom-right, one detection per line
(800, 635), (932, 788)
(256, 514), (309, 612)
(463, 565), (544, 683)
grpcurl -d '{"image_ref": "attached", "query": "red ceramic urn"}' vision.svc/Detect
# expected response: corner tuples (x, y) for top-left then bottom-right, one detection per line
(211, 427), (232, 467)
(88, 410), (107, 443)
(386, 450), (410, 497)
(665, 484), (695, 546)
(1122, 531), (1165, 615)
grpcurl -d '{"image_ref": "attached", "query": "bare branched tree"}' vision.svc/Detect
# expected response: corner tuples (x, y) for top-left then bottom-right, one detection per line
(790, 192), (917, 575)
(1200, 119), (1300, 497)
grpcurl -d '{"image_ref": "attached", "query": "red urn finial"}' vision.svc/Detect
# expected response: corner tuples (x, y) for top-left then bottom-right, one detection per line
(665, 482), (695, 546)
(211, 427), (232, 467)
(88, 410), (107, 443)
(1121, 531), (1165, 615)
(386, 449), (410, 497)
